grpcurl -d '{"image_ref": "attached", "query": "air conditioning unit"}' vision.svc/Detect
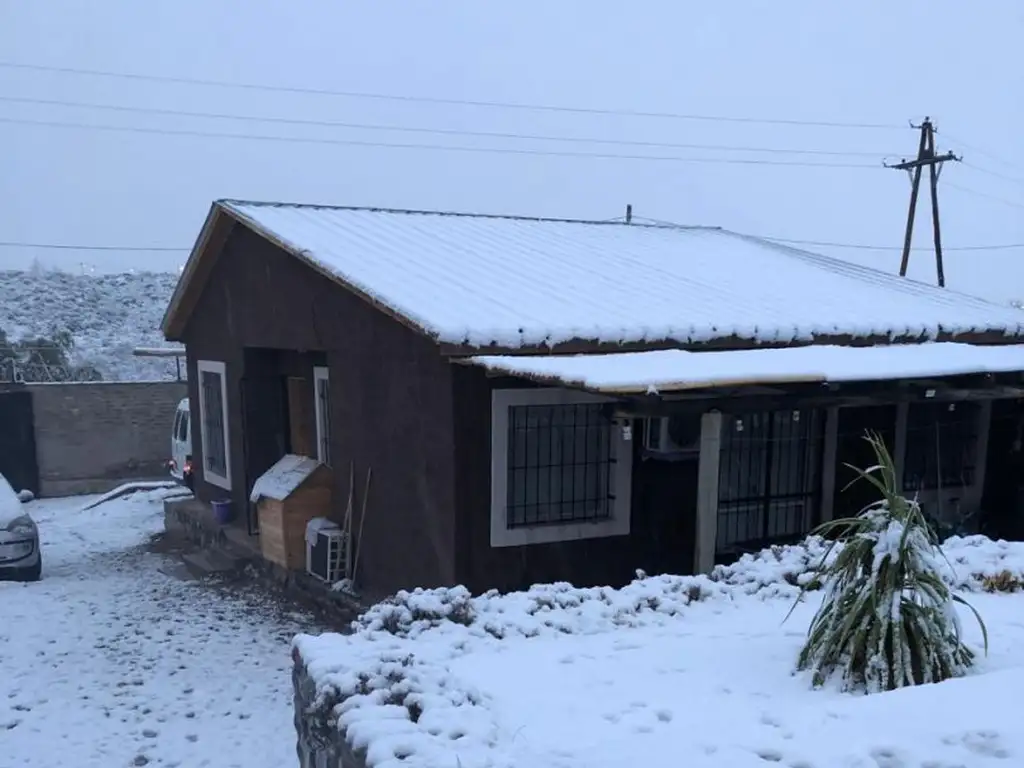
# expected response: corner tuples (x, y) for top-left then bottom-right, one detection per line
(305, 518), (349, 584)
(643, 416), (702, 457)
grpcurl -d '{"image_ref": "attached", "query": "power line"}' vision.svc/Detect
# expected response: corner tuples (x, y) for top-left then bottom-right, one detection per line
(757, 236), (1024, 252)
(945, 182), (1024, 211)
(631, 218), (1024, 252)
(0, 115), (885, 168)
(0, 240), (187, 252)
(938, 130), (1024, 175)
(5, 231), (1023, 254)
(0, 94), (902, 158)
(961, 160), (1024, 187)
(0, 59), (907, 130)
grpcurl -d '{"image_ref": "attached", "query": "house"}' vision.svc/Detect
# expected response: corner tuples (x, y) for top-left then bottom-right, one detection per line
(161, 200), (1024, 599)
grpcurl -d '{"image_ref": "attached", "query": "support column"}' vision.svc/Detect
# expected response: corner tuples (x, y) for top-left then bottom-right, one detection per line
(894, 402), (909, 494)
(694, 410), (723, 574)
(819, 407), (840, 524)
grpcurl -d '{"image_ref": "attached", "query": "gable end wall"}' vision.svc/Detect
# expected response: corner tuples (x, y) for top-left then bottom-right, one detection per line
(181, 225), (458, 596)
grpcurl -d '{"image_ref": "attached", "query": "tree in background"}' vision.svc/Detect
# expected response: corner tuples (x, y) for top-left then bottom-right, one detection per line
(791, 432), (987, 693)
(0, 326), (103, 383)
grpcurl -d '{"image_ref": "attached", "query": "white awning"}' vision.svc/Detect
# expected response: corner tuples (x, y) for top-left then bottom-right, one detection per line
(467, 343), (1024, 394)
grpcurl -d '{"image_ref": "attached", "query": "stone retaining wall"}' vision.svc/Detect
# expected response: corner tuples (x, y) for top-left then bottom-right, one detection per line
(293, 659), (366, 768)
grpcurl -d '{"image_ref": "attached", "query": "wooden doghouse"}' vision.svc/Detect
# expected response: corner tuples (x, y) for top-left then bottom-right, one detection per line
(250, 455), (332, 570)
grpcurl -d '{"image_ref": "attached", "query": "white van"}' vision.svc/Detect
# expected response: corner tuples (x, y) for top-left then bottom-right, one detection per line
(168, 398), (194, 490)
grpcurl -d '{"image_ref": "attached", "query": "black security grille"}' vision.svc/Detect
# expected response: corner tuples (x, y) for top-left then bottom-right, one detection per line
(904, 401), (981, 491)
(506, 403), (615, 528)
(201, 370), (227, 477)
(716, 409), (823, 555)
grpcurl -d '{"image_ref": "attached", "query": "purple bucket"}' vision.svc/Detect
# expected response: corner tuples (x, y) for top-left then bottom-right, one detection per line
(211, 499), (233, 525)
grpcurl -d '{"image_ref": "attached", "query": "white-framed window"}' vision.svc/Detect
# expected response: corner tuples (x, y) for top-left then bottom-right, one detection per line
(196, 360), (231, 490)
(490, 388), (632, 548)
(313, 366), (331, 465)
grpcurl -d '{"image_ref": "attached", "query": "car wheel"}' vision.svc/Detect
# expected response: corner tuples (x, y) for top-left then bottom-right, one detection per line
(19, 557), (41, 582)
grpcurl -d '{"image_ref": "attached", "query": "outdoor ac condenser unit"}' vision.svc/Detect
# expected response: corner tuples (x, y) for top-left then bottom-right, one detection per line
(305, 518), (348, 584)
(643, 416), (702, 458)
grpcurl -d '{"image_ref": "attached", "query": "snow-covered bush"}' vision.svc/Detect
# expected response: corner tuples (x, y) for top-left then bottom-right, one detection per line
(793, 432), (988, 693)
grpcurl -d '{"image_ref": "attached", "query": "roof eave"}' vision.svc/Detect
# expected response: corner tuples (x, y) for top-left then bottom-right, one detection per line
(439, 327), (1024, 358)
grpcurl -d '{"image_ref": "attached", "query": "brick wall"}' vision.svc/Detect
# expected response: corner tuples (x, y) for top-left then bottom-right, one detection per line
(28, 382), (188, 497)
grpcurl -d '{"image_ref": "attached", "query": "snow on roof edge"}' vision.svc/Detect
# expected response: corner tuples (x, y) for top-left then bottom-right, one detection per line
(467, 343), (1024, 394)
(218, 198), (720, 231)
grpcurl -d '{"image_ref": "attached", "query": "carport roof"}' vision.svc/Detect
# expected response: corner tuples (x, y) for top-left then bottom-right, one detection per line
(465, 342), (1024, 394)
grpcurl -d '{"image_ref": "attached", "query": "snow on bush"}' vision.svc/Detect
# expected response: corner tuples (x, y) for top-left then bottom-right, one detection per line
(710, 534), (1024, 596)
(0, 269), (178, 381)
(348, 532), (1024, 642)
(792, 434), (987, 692)
(355, 578), (726, 641)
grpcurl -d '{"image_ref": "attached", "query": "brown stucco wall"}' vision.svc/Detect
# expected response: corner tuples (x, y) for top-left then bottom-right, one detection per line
(28, 381), (187, 497)
(181, 225), (458, 598)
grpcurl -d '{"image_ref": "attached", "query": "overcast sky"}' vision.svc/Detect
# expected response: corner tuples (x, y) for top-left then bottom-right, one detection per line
(1, 1), (1022, 302)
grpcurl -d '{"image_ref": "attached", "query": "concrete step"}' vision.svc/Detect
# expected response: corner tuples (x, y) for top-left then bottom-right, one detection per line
(181, 549), (248, 579)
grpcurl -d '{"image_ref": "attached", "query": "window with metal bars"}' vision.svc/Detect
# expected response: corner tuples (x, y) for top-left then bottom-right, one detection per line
(200, 369), (227, 478)
(716, 409), (823, 554)
(505, 402), (615, 528)
(903, 401), (982, 491)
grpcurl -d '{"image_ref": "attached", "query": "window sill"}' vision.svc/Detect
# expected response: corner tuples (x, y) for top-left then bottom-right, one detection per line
(490, 515), (629, 548)
(204, 470), (232, 492)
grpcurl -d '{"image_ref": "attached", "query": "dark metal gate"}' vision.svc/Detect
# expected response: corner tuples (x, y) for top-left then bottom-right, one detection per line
(0, 389), (40, 496)
(715, 408), (824, 559)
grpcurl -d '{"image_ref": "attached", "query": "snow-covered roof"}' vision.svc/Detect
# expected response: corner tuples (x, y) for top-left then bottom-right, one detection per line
(205, 201), (1024, 351)
(468, 342), (1024, 394)
(249, 454), (321, 503)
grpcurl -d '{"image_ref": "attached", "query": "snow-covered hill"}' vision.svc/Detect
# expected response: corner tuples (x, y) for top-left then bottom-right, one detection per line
(0, 270), (180, 381)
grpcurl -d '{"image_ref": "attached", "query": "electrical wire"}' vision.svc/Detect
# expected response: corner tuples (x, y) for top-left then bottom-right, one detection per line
(939, 130), (1024, 175)
(961, 161), (1024, 188)
(0, 94), (903, 158)
(5, 231), (1023, 254)
(0, 60), (907, 130)
(755, 236), (1024, 253)
(630, 216), (1024, 252)
(0, 240), (187, 252)
(0, 115), (885, 168)
(945, 182), (1024, 211)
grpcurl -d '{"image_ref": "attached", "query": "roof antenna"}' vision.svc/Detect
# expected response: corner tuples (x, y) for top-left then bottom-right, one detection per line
(625, 204), (633, 224)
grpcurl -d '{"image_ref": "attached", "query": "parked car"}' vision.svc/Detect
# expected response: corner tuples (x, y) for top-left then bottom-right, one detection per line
(0, 472), (41, 582)
(168, 397), (194, 491)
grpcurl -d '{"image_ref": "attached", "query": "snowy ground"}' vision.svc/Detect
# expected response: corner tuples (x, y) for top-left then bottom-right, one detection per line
(447, 596), (1020, 767)
(1, 488), (323, 768)
(297, 538), (1024, 768)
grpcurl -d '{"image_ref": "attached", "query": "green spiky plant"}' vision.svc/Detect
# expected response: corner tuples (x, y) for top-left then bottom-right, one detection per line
(789, 431), (987, 693)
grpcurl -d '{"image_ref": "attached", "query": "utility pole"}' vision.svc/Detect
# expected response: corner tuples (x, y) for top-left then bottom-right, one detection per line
(885, 117), (960, 288)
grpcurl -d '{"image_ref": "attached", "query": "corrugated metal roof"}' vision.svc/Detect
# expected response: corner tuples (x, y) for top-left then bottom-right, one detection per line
(468, 343), (1024, 394)
(221, 201), (1024, 349)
